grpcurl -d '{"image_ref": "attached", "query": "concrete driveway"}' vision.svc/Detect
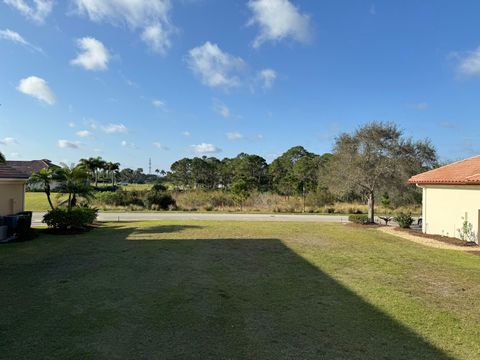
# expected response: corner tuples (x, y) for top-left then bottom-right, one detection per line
(32, 211), (348, 226)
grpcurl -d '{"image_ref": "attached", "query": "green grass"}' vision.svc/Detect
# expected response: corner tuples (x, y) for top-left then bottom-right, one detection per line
(25, 192), (67, 212)
(1, 221), (479, 359)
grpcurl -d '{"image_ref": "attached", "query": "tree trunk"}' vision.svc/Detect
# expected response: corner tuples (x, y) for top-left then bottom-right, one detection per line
(45, 185), (54, 210)
(367, 191), (375, 223)
(46, 192), (54, 210)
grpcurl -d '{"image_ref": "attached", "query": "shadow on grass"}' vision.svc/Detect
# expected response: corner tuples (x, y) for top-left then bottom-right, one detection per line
(0, 231), (454, 359)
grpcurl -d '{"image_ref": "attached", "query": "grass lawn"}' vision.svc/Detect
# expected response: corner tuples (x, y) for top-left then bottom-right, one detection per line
(1, 221), (479, 359)
(25, 192), (67, 212)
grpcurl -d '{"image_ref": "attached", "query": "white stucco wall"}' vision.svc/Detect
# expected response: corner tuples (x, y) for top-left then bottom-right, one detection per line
(421, 185), (480, 243)
(0, 180), (26, 216)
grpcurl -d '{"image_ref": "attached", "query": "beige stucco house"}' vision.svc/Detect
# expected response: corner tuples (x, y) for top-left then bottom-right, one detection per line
(0, 163), (29, 216)
(409, 156), (480, 243)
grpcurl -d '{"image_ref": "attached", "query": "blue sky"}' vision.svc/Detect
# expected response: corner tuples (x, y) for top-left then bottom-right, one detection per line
(1, 0), (480, 171)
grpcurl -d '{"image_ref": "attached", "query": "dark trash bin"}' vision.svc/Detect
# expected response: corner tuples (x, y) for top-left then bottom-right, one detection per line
(4, 216), (19, 236)
(16, 211), (32, 229)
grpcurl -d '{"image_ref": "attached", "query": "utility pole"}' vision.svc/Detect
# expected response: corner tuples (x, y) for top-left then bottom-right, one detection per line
(148, 158), (152, 174)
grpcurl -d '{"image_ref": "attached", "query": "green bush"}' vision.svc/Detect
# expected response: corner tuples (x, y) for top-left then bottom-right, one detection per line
(348, 214), (369, 224)
(144, 192), (175, 210)
(44, 208), (98, 231)
(394, 212), (414, 229)
(95, 190), (144, 207)
(152, 183), (167, 192)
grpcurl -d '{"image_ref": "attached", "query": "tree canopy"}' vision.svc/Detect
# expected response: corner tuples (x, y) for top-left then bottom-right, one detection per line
(327, 122), (437, 222)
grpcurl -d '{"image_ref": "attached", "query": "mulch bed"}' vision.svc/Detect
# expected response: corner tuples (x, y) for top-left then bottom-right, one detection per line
(392, 227), (478, 247)
(346, 223), (384, 229)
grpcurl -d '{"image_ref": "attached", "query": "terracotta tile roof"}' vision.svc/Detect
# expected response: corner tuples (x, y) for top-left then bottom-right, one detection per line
(0, 163), (30, 179)
(409, 155), (480, 185)
(5, 159), (54, 177)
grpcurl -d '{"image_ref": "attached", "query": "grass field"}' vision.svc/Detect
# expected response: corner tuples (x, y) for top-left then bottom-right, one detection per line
(1, 221), (479, 359)
(25, 192), (67, 211)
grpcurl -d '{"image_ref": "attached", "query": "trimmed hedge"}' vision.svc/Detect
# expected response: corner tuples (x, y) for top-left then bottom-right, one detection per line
(44, 208), (98, 231)
(348, 214), (369, 224)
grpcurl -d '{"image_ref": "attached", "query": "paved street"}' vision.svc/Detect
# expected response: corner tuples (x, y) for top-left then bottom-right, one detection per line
(32, 211), (348, 226)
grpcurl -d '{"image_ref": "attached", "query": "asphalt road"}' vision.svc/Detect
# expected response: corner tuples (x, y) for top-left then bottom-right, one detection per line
(32, 211), (349, 225)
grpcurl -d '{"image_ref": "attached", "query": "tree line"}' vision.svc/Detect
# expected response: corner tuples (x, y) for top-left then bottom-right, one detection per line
(25, 122), (438, 222)
(167, 122), (437, 221)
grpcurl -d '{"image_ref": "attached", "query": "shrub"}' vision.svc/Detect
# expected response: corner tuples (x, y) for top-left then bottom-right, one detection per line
(457, 219), (477, 243)
(394, 212), (414, 229)
(152, 183), (167, 192)
(348, 214), (369, 224)
(95, 185), (118, 192)
(144, 192), (175, 210)
(44, 208), (98, 231)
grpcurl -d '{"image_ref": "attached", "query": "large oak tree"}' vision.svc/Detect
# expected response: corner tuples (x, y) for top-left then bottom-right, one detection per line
(328, 122), (437, 223)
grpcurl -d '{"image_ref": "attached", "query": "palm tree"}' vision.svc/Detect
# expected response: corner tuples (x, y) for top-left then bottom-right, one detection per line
(105, 161), (120, 186)
(79, 157), (106, 188)
(56, 163), (92, 211)
(29, 168), (58, 210)
(0, 151), (5, 163)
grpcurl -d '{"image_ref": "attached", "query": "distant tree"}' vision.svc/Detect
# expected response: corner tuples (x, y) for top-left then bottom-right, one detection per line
(56, 163), (93, 211)
(269, 146), (319, 198)
(219, 158), (234, 189)
(231, 178), (249, 210)
(328, 122), (437, 223)
(29, 168), (58, 210)
(105, 161), (120, 186)
(230, 153), (269, 191)
(0, 151), (5, 163)
(118, 168), (135, 183)
(171, 158), (193, 189)
(79, 157), (106, 187)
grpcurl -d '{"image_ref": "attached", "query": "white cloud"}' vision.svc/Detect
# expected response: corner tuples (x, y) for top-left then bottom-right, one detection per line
(73, 0), (174, 54)
(121, 140), (137, 149)
(226, 132), (243, 140)
(9, 152), (20, 158)
(0, 28), (43, 52)
(17, 76), (56, 105)
(71, 37), (110, 71)
(153, 142), (169, 150)
(68, 122), (76, 128)
(58, 139), (82, 149)
(0, 137), (18, 145)
(213, 99), (231, 118)
(258, 68), (277, 89)
(76, 130), (92, 138)
(187, 42), (245, 88)
(248, 0), (311, 48)
(141, 23), (171, 55)
(3, 0), (53, 23)
(152, 99), (166, 109)
(102, 123), (128, 134)
(456, 47), (480, 76)
(411, 102), (429, 110)
(182, 131), (191, 137)
(191, 143), (221, 154)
